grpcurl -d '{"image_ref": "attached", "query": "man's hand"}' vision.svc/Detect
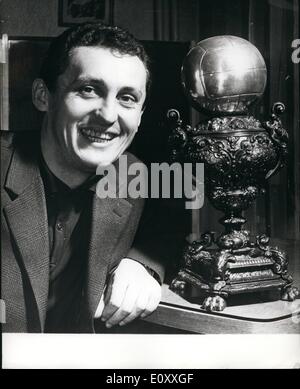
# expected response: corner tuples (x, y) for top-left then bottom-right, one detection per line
(94, 258), (161, 328)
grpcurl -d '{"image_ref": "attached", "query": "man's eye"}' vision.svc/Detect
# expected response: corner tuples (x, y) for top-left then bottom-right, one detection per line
(119, 94), (137, 107)
(79, 86), (97, 96)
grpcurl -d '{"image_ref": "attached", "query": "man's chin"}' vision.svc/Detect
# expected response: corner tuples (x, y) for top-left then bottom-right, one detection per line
(76, 153), (120, 171)
(76, 137), (132, 169)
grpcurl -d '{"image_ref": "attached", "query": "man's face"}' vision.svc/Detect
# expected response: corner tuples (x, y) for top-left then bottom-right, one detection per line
(45, 46), (147, 171)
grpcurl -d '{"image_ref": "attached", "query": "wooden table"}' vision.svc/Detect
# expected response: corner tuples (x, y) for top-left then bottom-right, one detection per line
(143, 239), (300, 334)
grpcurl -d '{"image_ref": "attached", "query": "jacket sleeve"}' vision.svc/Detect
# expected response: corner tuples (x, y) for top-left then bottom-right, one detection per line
(126, 198), (175, 285)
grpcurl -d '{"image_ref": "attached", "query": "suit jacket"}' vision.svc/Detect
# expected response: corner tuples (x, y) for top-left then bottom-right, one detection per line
(1, 131), (165, 333)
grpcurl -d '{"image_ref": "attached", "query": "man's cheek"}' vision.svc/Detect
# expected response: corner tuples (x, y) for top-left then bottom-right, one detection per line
(121, 112), (142, 133)
(65, 98), (92, 118)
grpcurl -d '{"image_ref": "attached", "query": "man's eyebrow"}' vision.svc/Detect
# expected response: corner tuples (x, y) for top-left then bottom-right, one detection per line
(71, 77), (107, 89)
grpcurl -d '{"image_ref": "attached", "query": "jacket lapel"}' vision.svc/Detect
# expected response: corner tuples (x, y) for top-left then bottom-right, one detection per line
(3, 146), (50, 331)
(86, 195), (133, 318)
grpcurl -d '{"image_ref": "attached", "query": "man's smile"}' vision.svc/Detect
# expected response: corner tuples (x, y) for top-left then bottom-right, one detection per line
(79, 127), (120, 143)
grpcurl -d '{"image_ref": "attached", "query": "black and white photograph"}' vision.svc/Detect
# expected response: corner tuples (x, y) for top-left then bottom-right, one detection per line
(0, 0), (299, 370)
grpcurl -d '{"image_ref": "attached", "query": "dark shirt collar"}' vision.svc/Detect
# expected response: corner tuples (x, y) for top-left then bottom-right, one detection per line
(40, 157), (99, 195)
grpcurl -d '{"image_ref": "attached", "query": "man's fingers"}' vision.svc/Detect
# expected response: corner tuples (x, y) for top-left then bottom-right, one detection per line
(105, 285), (140, 328)
(106, 278), (161, 326)
(118, 291), (150, 326)
(140, 290), (161, 319)
(103, 278), (113, 305)
(101, 277), (128, 322)
(94, 293), (105, 319)
(118, 287), (161, 326)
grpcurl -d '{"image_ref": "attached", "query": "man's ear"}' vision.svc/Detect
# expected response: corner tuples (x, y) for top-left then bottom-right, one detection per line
(32, 78), (50, 112)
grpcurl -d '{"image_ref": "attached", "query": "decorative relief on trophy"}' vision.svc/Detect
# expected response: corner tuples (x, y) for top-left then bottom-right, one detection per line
(168, 35), (299, 312)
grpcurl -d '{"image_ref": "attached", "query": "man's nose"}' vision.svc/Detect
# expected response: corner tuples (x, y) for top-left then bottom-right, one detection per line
(95, 98), (118, 124)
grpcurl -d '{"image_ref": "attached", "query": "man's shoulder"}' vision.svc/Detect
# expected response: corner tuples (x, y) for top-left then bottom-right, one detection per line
(1, 130), (40, 149)
(1, 131), (15, 149)
(1, 130), (41, 154)
(1, 131), (41, 183)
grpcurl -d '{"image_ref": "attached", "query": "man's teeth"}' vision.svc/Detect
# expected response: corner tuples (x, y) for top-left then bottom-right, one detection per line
(80, 128), (117, 141)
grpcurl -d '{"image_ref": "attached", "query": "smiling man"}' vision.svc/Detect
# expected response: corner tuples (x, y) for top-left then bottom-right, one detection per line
(1, 23), (163, 333)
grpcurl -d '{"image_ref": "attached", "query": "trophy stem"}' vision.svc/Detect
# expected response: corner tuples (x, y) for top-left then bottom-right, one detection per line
(219, 214), (246, 231)
(216, 212), (250, 251)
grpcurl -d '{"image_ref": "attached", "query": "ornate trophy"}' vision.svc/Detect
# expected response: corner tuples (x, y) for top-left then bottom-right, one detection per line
(168, 36), (299, 311)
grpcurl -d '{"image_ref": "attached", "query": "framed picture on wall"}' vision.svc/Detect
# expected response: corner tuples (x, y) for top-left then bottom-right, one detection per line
(58, 0), (114, 27)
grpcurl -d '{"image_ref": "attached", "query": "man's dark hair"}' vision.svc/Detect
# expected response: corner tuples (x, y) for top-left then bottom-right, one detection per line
(39, 22), (151, 93)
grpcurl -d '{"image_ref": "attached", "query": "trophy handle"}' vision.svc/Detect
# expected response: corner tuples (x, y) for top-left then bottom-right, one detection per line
(262, 102), (289, 180)
(167, 109), (189, 161)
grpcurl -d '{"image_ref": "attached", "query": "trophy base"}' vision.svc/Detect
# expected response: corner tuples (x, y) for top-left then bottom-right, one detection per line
(170, 235), (299, 312)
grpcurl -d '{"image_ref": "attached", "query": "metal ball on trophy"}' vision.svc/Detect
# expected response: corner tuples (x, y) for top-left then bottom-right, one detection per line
(168, 35), (299, 312)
